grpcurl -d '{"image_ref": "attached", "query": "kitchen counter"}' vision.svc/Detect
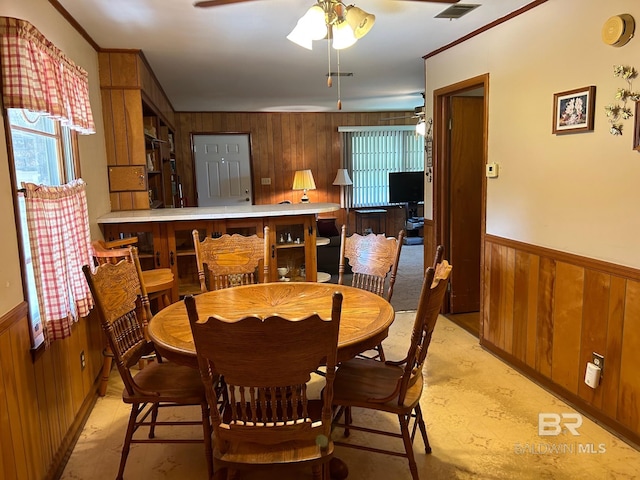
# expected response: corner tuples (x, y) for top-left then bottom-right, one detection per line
(97, 203), (340, 224)
(97, 203), (342, 296)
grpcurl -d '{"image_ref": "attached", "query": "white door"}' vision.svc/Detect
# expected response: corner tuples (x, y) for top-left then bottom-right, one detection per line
(193, 134), (252, 207)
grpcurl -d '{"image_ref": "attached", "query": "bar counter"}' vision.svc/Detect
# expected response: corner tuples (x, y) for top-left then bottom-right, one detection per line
(96, 203), (340, 224)
(96, 203), (341, 297)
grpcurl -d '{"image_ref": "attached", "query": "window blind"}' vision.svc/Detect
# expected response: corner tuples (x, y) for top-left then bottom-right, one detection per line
(339, 126), (424, 207)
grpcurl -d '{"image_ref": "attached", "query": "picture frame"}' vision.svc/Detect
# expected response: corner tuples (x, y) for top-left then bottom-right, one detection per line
(634, 101), (640, 151)
(552, 86), (596, 134)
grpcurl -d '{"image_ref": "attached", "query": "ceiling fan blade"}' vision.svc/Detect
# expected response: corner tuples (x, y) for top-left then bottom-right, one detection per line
(380, 115), (417, 121)
(194, 0), (256, 7)
(399, 0), (460, 3)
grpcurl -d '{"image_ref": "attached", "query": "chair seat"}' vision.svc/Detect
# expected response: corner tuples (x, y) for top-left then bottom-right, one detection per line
(141, 268), (174, 294)
(333, 358), (423, 413)
(123, 361), (206, 404)
(217, 438), (334, 466)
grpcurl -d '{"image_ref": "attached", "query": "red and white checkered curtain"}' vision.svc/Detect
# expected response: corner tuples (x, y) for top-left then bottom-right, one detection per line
(0, 17), (95, 134)
(23, 180), (94, 343)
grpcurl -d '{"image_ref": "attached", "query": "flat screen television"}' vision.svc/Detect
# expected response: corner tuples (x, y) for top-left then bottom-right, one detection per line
(388, 171), (424, 204)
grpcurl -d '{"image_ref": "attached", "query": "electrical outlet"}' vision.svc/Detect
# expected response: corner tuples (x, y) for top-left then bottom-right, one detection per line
(592, 352), (604, 377)
(80, 350), (86, 370)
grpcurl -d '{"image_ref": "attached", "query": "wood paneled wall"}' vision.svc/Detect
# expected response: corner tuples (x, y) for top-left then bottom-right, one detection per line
(98, 50), (175, 129)
(99, 50), (176, 210)
(0, 304), (103, 479)
(173, 111), (416, 220)
(482, 234), (640, 445)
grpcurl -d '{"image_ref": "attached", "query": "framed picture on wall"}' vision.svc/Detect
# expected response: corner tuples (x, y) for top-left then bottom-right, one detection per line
(552, 86), (596, 134)
(634, 101), (640, 151)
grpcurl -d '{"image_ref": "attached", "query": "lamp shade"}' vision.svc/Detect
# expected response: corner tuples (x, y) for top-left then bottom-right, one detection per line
(293, 169), (316, 202)
(287, 21), (314, 50)
(302, 5), (328, 40)
(333, 168), (353, 186)
(287, 5), (327, 48)
(416, 120), (426, 136)
(345, 6), (375, 39)
(332, 20), (357, 50)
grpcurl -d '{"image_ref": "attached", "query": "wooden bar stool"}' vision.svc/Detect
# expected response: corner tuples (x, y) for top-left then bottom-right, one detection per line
(141, 267), (174, 309)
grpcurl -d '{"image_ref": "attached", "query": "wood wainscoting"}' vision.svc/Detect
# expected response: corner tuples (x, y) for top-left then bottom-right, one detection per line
(0, 302), (103, 479)
(482, 234), (640, 446)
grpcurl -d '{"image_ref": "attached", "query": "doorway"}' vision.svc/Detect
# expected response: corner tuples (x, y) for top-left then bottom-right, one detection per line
(433, 74), (488, 337)
(193, 133), (253, 207)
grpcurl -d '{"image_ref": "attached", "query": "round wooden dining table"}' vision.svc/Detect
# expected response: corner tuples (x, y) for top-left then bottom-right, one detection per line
(148, 282), (395, 367)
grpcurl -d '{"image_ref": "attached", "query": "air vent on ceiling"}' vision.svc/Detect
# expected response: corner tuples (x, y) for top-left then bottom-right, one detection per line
(435, 4), (480, 19)
(326, 72), (354, 77)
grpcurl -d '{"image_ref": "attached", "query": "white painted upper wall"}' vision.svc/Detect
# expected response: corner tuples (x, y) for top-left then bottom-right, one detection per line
(0, 0), (110, 317)
(425, 0), (640, 269)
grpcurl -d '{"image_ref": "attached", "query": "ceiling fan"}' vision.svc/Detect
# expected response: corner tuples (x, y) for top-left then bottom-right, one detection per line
(381, 106), (431, 136)
(191, 0), (459, 109)
(194, 0), (459, 7)
(381, 106), (425, 122)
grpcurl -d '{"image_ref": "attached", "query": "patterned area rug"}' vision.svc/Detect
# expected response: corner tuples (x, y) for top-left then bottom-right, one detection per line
(61, 312), (640, 480)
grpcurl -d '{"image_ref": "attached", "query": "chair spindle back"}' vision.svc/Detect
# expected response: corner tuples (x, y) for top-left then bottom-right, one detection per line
(192, 226), (270, 292)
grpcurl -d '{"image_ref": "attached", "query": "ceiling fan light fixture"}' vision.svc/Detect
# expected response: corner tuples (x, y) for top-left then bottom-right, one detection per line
(287, 0), (373, 109)
(332, 20), (357, 49)
(287, 22), (314, 50)
(345, 6), (375, 39)
(302, 5), (328, 40)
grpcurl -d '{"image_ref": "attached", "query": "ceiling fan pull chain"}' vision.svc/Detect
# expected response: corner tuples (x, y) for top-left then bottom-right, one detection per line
(337, 49), (342, 110)
(327, 34), (333, 88)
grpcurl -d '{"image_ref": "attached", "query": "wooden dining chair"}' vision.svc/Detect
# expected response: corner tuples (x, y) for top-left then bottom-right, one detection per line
(83, 249), (213, 480)
(338, 224), (405, 361)
(91, 239), (175, 395)
(184, 291), (343, 480)
(92, 237), (175, 309)
(332, 260), (452, 480)
(192, 226), (270, 292)
(432, 244), (444, 270)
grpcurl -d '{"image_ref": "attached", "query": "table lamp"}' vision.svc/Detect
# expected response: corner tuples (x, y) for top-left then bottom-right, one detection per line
(333, 168), (353, 232)
(293, 169), (316, 203)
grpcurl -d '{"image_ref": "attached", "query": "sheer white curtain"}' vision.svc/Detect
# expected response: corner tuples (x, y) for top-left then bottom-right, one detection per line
(339, 126), (424, 207)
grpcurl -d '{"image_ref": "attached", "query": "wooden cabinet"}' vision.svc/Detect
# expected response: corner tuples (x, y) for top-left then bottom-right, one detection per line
(98, 204), (340, 298)
(100, 215), (319, 297)
(99, 50), (178, 211)
(101, 222), (167, 272)
(268, 216), (317, 282)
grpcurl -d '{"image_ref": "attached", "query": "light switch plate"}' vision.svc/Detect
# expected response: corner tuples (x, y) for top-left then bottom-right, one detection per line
(261, 177), (271, 185)
(486, 162), (499, 178)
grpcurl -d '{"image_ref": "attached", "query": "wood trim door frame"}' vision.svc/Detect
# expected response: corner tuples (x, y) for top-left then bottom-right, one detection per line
(432, 74), (489, 327)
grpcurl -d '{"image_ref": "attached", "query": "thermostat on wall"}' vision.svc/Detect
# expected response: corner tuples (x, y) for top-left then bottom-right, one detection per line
(486, 162), (499, 178)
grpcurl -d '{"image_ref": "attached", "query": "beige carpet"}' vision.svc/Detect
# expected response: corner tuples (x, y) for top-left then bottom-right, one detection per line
(389, 244), (424, 312)
(61, 312), (640, 480)
(329, 244), (425, 312)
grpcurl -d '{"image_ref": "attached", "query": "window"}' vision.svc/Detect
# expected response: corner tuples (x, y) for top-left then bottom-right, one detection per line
(339, 126), (424, 208)
(8, 108), (78, 347)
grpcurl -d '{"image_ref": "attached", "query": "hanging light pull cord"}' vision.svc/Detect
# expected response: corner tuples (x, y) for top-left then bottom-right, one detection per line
(327, 34), (333, 88)
(337, 48), (342, 110)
